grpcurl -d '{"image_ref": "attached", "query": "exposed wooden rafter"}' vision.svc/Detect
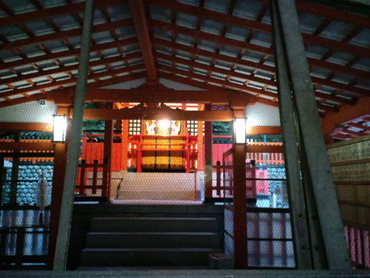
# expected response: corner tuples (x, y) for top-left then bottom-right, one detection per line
(322, 97), (370, 134)
(129, 0), (157, 85)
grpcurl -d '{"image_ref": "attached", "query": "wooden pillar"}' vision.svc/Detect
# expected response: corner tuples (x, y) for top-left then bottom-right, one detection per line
(233, 144), (247, 269)
(53, 0), (95, 270)
(204, 104), (213, 201)
(0, 156), (4, 205)
(121, 119), (129, 171)
(48, 142), (67, 268)
(274, 0), (350, 270)
(103, 104), (113, 200)
(119, 103), (129, 171)
(197, 104), (205, 171)
(271, 2), (314, 269)
(10, 132), (20, 206)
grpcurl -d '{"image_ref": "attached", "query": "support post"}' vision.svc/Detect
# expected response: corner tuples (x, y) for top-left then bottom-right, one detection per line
(103, 112), (113, 199)
(48, 142), (67, 268)
(232, 144), (247, 269)
(53, 0), (95, 270)
(197, 120), (204, 171)
(204, 105), (213, 201)
(271, 1), (313, 269)
(10, 132), (20, 206)
(121, 119), (129, 171)
(274, 0), (350, 270)
(0, 157), (4, 205)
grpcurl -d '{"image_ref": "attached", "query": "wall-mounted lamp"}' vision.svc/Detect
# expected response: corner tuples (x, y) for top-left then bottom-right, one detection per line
(53, 115), (68, 142)
(234, 118), (247, 144)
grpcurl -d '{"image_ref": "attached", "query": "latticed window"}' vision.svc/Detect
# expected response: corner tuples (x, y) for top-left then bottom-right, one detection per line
(186, 120), (198, 136)
(129, 119), (141, 135)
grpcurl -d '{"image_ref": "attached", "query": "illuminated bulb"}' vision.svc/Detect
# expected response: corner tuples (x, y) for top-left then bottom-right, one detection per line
(158, 119), (171, 130)
(53, 115), (68, 142)
(234, 118), (247, 144)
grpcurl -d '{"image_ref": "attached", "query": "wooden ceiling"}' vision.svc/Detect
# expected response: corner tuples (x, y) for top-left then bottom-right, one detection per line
(0, 0), (369, 138)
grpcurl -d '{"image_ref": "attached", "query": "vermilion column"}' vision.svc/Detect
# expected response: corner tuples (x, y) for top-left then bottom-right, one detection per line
(48, 142), (67, 268)
(103, 110), (113, 199)
(204, 104), (213, 201)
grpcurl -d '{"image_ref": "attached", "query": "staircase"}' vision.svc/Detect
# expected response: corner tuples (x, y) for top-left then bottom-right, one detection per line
(76, 205), (223, 267)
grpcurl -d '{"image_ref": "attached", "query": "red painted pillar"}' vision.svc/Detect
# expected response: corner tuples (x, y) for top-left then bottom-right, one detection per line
(103, 113), (113, 200)
(121, 119), (129, 171)
(204, 104), (213, 201)
(197, 104), (205, 171)
(48, 142), (67, 268)
(233, 144), (247, 269)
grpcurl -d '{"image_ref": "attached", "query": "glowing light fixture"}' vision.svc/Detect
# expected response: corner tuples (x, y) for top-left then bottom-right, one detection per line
(53, 115), (68, 142)
(158, 119), (171, 130)
(234, 118), (247, 144)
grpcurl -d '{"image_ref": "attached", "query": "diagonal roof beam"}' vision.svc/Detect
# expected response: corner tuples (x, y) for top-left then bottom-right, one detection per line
(0, 72), (147, 108)
(295, 0), (370, 29)
(158, 71), (300, 110)
(0, 19), (133, 51)
(0, 52), (142, 86)
(158, 66), (336, 113)
(158, 65), (278, 99)
(322, 96), (370, 134)
(0, 0), (123, 27)
(154, 39), (365, 102)
(149, 0), (370, 58)
(151, 19), (370, 80)
(0, 64), (145, 99)
(157, 54), (354, 105)
(129, 0), (157, 85)
(0, 38), (138, 72)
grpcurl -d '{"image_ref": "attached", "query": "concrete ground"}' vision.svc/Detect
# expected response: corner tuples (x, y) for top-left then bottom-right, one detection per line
(1, 269), (369, 278)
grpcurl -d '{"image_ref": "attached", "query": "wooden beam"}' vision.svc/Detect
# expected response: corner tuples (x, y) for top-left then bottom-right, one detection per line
(321, 97), (370, 134)
(272, 3), (313, 267)
(247, 126), (281, 135)
(0, 122), (52, 132)
(276, 0), (350, 269)
(295, 0), (370, 30)
(129, 0), (157, 84)
(232, 144), (247, 269)
(0, 53), (142, 86)
(0, 142), (54, 151)
(154, 39), (364, 101)
(159, 70), (278, 107)
(0, 19), (133, 51)
(0, 72), (147, 108)
(0, 37), (138, 72)
(88, 87), (251, 105)
(150, 0), (370, 58)
(246, 144), (283, 153)
(151, 19), (370, 80)
(158, 65), (349, 109)
(158, 65), (277, 98)
(158, 53), (365, 103)
(0, 0), (122, 27)
(0, 64), (145, 99)
(82, 108), (235, 121)
(54, 0), (95, 270)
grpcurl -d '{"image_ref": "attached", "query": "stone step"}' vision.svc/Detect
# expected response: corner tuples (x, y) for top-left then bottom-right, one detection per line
(80, 248), (220, 266)
(117, 190), (195, 200)
(90, 217), (219, 233)
(85, 232), (220, 249)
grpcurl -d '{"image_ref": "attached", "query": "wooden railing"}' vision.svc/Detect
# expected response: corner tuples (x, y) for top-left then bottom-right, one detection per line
(75, 160), (108, 198)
